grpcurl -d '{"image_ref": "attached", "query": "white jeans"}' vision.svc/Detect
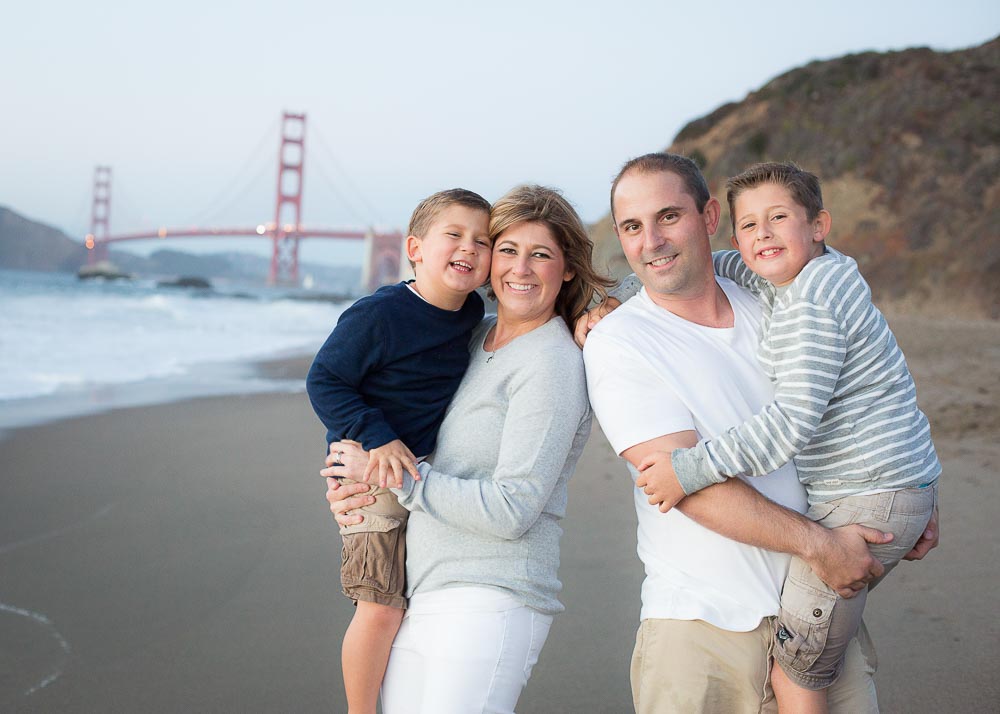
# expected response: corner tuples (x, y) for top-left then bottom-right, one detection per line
(381, 587), (553, 714)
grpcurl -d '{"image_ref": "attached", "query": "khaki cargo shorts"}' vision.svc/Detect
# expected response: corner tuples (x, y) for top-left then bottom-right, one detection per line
(774, 484), (936, 690)
(339, 482), (409, 610)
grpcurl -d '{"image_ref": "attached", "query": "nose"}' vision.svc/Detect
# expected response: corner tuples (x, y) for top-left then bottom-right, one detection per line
(755, 221), (772, 241)
(644, 223), (667, 252)
(512, 253), (532, 276)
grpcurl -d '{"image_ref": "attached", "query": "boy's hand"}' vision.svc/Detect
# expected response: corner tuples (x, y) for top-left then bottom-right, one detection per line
(635, 450), (685, 513)
(573, 297), (621, 348)
(364, 439), (420, 489)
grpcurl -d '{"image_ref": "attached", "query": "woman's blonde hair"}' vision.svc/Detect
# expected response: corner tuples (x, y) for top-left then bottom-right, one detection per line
(489, 185), (615, 329)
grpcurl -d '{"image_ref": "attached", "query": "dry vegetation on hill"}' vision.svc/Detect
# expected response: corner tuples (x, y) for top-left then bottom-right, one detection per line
(591, 37), (1000, 318)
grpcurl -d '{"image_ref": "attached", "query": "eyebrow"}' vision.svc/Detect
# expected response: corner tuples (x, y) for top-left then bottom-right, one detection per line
(617, 205), (684, 230)
(736, 204), (791, 224)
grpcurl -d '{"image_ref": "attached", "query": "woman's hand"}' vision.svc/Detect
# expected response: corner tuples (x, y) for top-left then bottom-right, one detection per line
(322, 440), (370, 482)
(325, 477), (375, 527)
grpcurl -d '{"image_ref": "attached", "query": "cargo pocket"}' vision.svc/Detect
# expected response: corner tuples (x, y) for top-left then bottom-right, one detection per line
(774, 581), (838, 674)
(342, 523), (402, 592)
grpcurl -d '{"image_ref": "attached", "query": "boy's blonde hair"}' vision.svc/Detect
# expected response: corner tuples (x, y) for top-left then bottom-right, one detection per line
(489, 185), (615, 329)
(726, 162), (824, 232)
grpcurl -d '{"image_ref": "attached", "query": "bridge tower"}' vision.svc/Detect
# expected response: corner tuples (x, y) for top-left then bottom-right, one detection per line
(361, 228), (406, 293)
(270, 112), (306, 285)
(86, 166), (112, 263)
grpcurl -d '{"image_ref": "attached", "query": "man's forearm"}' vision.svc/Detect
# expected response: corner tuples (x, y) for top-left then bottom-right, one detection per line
(676, 477), (889, 597)
(676, 477), (822, 560)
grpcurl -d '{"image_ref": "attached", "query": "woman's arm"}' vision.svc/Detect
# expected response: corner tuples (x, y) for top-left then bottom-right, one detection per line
(326, 351), (590, 540)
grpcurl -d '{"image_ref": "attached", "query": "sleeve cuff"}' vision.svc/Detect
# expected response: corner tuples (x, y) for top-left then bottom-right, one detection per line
(671, 444), (726, 495)
(609, 273), (642, 303)
(390, 461), (428, 505)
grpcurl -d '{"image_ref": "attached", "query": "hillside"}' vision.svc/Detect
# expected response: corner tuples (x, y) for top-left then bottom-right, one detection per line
(0, 207), (89, 272)
(590, 37), (1000, 318)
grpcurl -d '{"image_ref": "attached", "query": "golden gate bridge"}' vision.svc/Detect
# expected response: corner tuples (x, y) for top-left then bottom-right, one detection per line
(84, 112), (404, 291)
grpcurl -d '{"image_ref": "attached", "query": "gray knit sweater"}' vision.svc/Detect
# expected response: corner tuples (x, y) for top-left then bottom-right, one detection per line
(392, 316), (592, 615)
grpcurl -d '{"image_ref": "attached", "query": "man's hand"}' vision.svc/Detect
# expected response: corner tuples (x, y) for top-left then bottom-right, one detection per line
(804, 524), (894, 598)
(903, 504), (939, 561)
(363, 439), (420, 488)
(573, 297), (621, 348)
(635, 450), (686, 513)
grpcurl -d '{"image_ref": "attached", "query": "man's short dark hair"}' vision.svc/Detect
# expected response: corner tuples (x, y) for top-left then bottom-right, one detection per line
(610, 153), (711, 224)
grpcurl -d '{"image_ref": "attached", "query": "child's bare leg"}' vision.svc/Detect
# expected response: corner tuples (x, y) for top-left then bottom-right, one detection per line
(771, 660), (828, 714)
(343, 601), (404, 714)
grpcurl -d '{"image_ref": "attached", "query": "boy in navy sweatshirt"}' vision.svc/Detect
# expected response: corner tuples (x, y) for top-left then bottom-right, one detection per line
(307, 188), (491, 714)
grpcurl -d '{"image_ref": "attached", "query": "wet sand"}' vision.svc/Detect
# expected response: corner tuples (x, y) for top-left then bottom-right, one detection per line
(1, 318), (997, 712)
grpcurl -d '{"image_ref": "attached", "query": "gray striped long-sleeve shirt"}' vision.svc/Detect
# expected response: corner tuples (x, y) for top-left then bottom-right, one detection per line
(671, 249), (940, 504)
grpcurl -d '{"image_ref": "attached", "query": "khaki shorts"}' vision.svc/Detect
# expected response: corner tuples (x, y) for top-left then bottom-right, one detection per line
(339, 481), (409, 610)
(630, 617), (878, 714)
(774, 485), (936, 690)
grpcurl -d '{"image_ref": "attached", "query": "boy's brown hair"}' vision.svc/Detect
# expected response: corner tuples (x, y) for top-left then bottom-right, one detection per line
(726, 162), (824, 232)
(407, 188), (491, 238)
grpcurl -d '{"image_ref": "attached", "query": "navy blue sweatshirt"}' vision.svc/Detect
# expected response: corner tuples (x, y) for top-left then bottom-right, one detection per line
(306, 282), (485, 456)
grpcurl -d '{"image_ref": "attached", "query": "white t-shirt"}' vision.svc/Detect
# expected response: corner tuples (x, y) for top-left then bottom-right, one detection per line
(583, 278), (808, 631)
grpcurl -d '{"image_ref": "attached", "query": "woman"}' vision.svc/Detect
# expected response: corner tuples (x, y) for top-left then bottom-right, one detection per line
(323, 185), (613, 713)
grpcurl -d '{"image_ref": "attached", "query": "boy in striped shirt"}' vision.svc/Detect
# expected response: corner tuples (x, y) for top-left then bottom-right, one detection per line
(636, 162), (940, 713)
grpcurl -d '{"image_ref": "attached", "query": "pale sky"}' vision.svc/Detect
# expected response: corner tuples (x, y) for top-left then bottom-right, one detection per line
(2, 0), (997, 265)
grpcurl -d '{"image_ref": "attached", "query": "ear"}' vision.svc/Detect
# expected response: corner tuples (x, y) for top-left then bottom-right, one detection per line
(730, 234), (740, 249)
(405, 235), (422, 263)
(702, 198), (721, 237)
(813, 210), (832, 242)
(562, 269), (576, 283)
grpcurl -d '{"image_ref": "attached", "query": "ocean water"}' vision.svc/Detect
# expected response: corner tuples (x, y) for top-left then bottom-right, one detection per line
(0, 269), (348, 429)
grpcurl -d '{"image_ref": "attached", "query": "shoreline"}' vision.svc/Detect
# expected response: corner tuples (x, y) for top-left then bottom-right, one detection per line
(0, 352), (317, 439)
(0, 317), (996, 711)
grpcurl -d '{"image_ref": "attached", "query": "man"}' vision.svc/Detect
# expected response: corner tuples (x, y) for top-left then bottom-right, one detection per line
(580, 153), (938, 713)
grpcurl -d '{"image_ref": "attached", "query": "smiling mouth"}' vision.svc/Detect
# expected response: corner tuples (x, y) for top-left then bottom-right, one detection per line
(506, 282), (534, 293)
(450, 260), (474, 273)
(757, 247), (783, 258)
(648, 255), (677, 268)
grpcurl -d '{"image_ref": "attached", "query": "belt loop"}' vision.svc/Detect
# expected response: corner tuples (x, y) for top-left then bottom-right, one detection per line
(876, 490), (895, 522)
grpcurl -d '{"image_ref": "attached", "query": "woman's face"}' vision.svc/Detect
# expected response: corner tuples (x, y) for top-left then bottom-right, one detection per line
(490, 221), (574, 325)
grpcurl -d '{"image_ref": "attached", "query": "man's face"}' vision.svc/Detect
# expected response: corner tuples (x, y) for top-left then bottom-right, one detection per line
(612, 170), (719, 302)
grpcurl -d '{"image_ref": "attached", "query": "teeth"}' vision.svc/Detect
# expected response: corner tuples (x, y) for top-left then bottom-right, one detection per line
(760, 248), (781, 257)
(507, 283), (533, 292)
(649, 255), (676, 267)
(451, 261), (473, 271)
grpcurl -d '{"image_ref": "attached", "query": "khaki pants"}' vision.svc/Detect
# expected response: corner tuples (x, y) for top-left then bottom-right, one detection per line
(630, 617), (878, 714)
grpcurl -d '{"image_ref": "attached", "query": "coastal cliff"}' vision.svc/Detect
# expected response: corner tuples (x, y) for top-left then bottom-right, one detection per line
(591, 36), (1000, 318)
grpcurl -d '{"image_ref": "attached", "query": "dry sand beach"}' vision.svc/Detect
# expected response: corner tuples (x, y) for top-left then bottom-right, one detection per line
(1, 317), (998, 713)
